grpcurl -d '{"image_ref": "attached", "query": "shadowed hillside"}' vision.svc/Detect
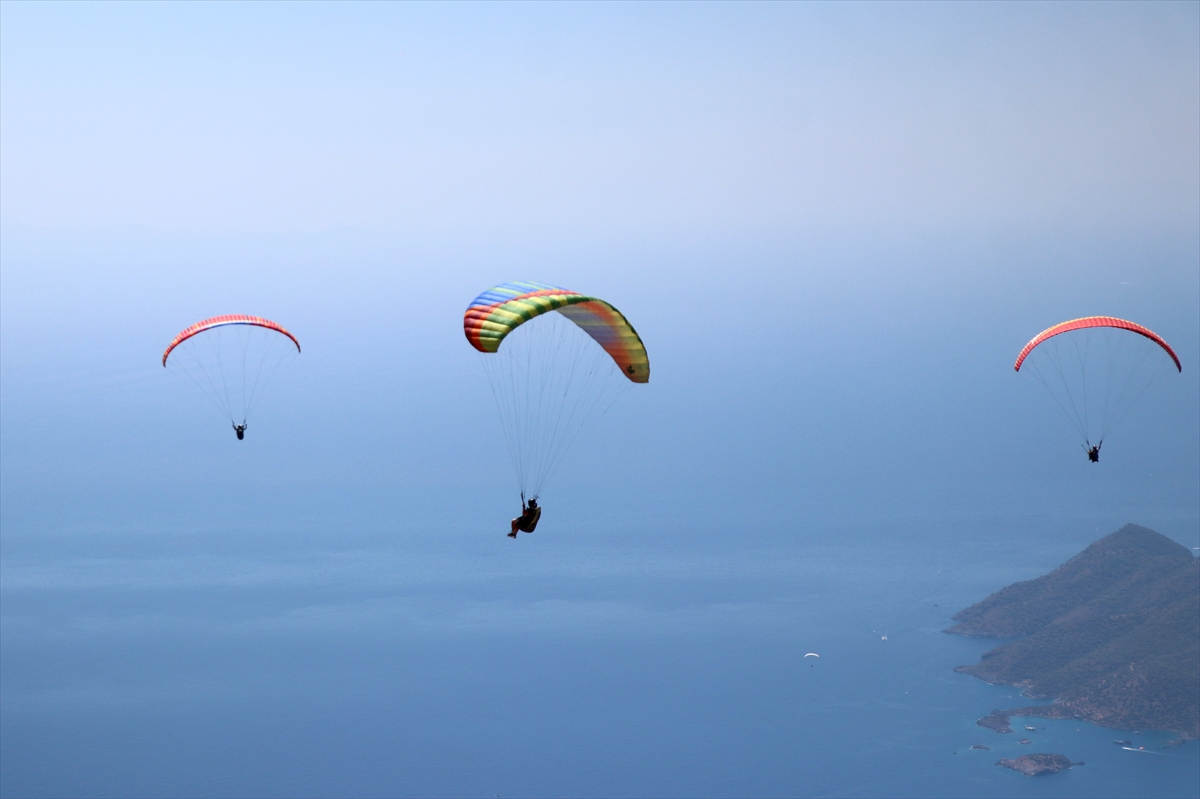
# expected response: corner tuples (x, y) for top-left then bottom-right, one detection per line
(948, 525), (1199, 738)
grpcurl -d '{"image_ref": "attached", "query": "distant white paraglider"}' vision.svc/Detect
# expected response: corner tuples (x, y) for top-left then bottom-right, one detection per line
(803, 653), (820, 658)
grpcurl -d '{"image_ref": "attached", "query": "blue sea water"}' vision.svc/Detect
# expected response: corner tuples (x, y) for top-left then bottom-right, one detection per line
(2, 511), (1196, 799)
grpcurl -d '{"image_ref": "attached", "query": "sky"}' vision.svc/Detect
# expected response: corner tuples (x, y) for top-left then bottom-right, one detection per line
(1, 3), (1198, 797)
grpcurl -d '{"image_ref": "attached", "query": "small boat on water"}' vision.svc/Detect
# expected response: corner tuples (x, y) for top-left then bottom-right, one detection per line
(1024, 725), (1037, 731)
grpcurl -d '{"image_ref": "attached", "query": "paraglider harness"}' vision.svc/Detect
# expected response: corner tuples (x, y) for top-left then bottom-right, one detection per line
(508, 494), (542, 538)
(233, 422), (247, 440)
(1085, 441), (1101, 463)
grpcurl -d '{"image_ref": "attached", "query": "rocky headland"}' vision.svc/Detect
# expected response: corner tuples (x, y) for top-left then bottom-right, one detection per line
(947, 524), (1199, 738)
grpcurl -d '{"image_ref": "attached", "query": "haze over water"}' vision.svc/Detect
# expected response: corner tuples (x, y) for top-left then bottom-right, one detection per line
(2, 3), (1197, 798)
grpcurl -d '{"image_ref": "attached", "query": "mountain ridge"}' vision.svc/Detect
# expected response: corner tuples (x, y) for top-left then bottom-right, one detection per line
(947, 524), (1199, 738)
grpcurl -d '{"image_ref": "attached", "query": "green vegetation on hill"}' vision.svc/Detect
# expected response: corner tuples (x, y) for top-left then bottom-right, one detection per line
(947, 525), (1199, 738)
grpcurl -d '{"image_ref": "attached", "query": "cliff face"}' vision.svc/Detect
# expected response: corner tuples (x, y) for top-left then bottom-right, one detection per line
(947, 525), (1199, 738)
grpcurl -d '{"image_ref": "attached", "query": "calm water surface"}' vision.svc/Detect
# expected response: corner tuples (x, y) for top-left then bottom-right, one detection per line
(2, 513), (1196, 798)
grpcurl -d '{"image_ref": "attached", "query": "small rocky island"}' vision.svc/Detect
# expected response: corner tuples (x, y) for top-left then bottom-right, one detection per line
(997, 754), (1081, 776)
(947, 524), (1200, 739)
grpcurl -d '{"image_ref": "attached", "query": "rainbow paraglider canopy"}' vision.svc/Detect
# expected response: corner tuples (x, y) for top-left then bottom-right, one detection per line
(464, 281), (649, 383)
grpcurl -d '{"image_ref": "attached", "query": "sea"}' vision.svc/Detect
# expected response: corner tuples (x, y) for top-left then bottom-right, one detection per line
(1, 509), (1196, 799)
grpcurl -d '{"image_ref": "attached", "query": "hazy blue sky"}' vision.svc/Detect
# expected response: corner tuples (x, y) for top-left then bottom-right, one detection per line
(1, 3), (1197, 797)
(3, 0), (1196, 529)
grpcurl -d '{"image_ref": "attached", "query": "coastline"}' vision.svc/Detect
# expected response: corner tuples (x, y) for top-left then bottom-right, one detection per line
(974, 703), (1196, 741)
(948, 526), (1200, 741)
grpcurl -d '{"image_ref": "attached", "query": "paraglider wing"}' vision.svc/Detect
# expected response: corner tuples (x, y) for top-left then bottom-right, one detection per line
(162, 314), (300, 431)
(163, 315), (300, 366)
(1014, 317), (1180, 373)
(464, 281), (649, 383)
(465, 281), (649, 502)
(804, 653), (820, 658)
